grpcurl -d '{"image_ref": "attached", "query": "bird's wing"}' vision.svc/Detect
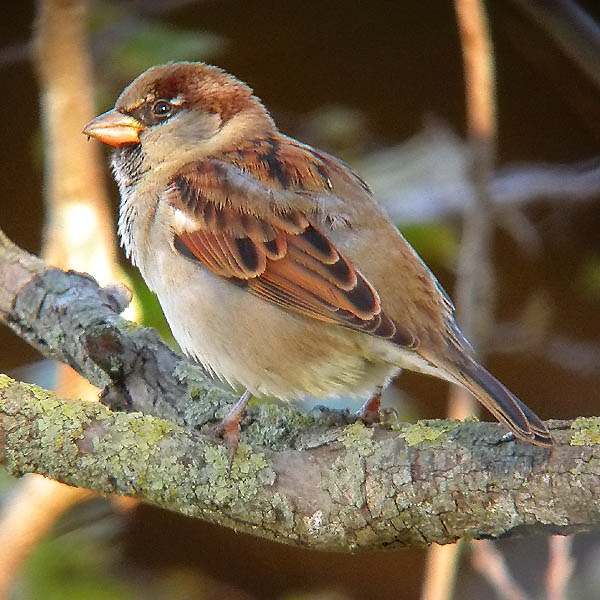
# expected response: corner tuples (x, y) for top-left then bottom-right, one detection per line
(164, 150), (417, 348)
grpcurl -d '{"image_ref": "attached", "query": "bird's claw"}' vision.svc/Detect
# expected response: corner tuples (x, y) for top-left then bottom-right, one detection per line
(212, 418), (242, 463)
(356, 388), (383, 426)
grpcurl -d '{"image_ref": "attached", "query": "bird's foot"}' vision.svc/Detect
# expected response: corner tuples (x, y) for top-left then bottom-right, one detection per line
(213, 390), (252, 460)
(213, 419), (242, 461)
(356, 388), (383, 426)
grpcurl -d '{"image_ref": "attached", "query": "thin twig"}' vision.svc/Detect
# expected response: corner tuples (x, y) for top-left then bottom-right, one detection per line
(452, 0), (496, 349)
(546, 536), (575, 600)
(35, 0), (117, 283)
(421, 544), (463, 600)
(471, 540), (532, 600)
(509, 0), (600, 93)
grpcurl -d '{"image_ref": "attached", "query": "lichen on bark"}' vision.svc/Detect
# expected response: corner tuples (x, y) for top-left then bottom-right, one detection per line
(570, 417), (600, 446)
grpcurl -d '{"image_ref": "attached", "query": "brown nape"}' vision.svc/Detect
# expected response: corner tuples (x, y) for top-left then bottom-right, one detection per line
(118, 62), (262, 124)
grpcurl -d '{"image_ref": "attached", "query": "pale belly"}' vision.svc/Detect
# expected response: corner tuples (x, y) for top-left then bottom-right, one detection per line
(139, 244), (402, 402)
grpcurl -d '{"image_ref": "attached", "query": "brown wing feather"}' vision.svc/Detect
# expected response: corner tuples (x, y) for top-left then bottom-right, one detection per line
(166, 155), (416, 348)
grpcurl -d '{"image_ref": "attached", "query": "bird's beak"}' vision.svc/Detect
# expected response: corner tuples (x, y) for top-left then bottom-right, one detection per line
(82, 109), (145, 147)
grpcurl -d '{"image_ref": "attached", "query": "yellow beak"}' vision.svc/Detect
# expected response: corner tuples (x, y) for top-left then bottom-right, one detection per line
(82, 109), (144, 147)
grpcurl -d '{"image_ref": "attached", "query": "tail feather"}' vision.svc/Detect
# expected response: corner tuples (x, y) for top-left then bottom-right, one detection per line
(450, 357), (553, 448)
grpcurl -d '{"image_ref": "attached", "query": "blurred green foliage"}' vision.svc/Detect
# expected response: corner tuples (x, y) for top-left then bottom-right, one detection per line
(90, 3), (225, 107)
(578, 255), (600, 301)
(106, 24), (224, 79)
(399, 222), (459, 268)
(18, 527), (132, 600)
(301, 104), (370, 157)
(126, 267), (175, 346)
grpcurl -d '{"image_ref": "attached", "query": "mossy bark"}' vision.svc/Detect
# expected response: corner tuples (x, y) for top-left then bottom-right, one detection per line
(1, 375), (599, 551)
(1, 232), (600, 551)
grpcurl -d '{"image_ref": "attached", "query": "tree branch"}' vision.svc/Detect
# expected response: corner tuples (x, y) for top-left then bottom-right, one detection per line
(1, 373), (599, 551)
(2, 232), (600, 551)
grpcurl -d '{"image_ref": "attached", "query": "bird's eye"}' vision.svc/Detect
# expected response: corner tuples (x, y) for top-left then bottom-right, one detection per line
(152, 100), (173, 118)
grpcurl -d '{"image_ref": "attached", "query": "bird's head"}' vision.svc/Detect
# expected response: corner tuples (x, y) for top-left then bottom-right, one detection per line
(83, 62), (274, 158)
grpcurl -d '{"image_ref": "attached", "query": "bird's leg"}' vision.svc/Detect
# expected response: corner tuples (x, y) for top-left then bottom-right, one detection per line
(214, 389), (252, 457)
(356, 386), (383, 425)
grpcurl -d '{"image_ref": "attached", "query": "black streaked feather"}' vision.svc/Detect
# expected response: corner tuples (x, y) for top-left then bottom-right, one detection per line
(235, 237), (259, 271)
(301, 226), (336, 260)
(262, 138), (290, 188)
(325, 257), (354, 286)
(175, 176), (197, 208)
(342, 277), (378, 315)
(371, 313), (396, 339)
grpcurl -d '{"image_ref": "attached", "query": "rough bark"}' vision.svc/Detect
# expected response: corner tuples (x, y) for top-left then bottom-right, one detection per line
(1, 232), (600, 551)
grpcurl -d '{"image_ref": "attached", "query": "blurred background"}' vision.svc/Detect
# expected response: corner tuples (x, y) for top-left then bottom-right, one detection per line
(0, 1), (599, 598)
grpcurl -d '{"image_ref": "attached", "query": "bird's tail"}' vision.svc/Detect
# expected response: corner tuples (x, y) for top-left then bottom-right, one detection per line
(445, 355), (553, 447)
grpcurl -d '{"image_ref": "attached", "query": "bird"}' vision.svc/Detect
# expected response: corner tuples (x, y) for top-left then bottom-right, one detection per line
(83, 61), (552, 450)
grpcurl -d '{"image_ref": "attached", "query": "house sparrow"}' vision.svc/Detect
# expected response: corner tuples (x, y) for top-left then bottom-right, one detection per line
(83, 62), (552, 449)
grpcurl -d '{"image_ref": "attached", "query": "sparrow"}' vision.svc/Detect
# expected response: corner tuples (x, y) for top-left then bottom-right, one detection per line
(83, 62), (552, 449)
